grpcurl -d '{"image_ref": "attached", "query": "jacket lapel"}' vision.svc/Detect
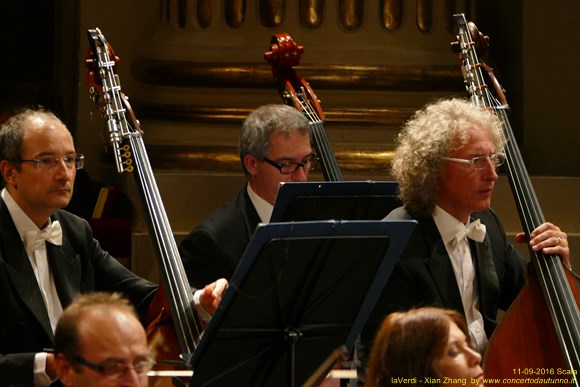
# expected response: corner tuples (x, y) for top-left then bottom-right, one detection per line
(240, 187), (261, 240)
(0, 201), (54, 339)
(470, 232), (500, 330)
(419, 216), (465, 312)
(47, 241), (81, 310)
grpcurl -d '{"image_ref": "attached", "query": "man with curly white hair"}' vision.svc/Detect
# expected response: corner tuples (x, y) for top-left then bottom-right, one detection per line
(358, 97), (570, 383)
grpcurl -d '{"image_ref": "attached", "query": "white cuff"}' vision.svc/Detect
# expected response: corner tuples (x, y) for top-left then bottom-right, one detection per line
(193, 289), (212, 325)
(34, 352), (54, 387)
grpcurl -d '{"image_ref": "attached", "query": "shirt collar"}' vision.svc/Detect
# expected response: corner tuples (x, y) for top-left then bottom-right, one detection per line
(1, 188), (44, 241)
(246, 183), (273, 223)
(433, 205), (468, 247)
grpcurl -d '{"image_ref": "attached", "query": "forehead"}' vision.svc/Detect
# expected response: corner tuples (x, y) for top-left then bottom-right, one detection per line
(270, 127), (309, 140)
(23, 114), (67, 133)
(77, 309), (147, 353)
(268, 130), (311, 150)
(447, 320), (465, 342)
(21, 115), (74, 153)
(452, 125), (494, 153)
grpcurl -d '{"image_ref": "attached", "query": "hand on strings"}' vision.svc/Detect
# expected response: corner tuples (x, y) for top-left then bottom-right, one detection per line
(199, 278), (228, 315)
(515, 222), (571, 270)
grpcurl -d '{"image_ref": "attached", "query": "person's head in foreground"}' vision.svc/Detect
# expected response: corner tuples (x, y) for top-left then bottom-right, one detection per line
(54, 292), (153, 387)
(365, 307), (484, 387)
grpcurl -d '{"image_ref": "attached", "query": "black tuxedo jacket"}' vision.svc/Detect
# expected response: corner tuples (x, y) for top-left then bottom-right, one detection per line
(179, 186), (261, 288)
(360, 206), (527, 355)
(0, 197), (157, 387)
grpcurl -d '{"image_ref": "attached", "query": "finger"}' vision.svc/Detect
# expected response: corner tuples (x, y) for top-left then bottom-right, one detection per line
(530, 222), (560, 238)
(557, 235), (568, 247)
(530, 229), (561, 248)
(533, 236), (568, 258)
(202, 286), (214, 299)
(213, 279), (228, 298)
(514, 232), (527, 243)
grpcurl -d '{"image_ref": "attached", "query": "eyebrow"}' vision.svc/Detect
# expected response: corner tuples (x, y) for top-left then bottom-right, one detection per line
(99, 353), (152, 364)
(449, 337), (470, 348)
(31, 151), (77, 157)
(271, 153), (315, 162)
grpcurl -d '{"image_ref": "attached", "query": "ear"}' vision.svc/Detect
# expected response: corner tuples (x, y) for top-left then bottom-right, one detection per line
(0, 160), (16, 186)
(243, 154), (259, 176)
(55, 353), (76, 386)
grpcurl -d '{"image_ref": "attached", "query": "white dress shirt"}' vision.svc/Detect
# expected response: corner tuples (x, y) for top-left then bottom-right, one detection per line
(247, 183), (273, 224)
(433, 205), (488, 352)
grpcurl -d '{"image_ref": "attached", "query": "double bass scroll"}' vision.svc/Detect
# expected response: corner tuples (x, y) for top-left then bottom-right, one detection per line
(264, 32), (344, 182)
(452, 14), (580, 384)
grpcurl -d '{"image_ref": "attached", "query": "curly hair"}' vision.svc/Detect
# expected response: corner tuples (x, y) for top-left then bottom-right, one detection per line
(238, 104), (310, 176)
(365, 307), (469, 387)
(391, 98), (505, 216)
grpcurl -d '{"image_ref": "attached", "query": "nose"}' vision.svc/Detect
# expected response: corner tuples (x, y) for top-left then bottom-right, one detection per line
(481, 159), (499, 181)
(467, 346), (482, 366)
(119, 367), (143, 387)
(290, 165), (308, 182)
(54, 160), (75, 180)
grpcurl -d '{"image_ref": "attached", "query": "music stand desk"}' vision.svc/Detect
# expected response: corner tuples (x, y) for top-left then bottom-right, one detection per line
(189, 219), (416, 387)
(270, 180), (400, 223)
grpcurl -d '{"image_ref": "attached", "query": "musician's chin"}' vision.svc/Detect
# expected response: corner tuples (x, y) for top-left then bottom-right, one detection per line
(474, 198), (492, 213)
(51, 192), (72, 209)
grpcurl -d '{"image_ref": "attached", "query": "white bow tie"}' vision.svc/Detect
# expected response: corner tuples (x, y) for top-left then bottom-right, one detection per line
(24, 220), (63, 256)
(451, 218), (486, 249)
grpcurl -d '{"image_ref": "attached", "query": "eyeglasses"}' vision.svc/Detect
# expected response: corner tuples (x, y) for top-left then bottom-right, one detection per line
(442, 153), (506, 171)
(263, 155), (318, 175)
(71, 355), (155, 378)
(15, 154), (85, 171)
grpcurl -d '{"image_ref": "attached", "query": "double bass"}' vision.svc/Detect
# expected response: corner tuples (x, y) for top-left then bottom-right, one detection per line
(264, 32), (344, 182)
(85, 28), (203, 382)
(452, 14), (580, 384)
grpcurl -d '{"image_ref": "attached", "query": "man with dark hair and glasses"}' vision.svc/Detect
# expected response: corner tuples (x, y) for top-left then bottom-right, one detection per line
(357, 98), (571, 384)
(54, 292), (153, 387)
(179, 104), (315, 288)
(0, 108), (226, 386)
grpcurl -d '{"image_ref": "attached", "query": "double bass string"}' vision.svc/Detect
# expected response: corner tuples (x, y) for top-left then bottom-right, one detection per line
(297, 95), (327, 159)
(128, 132), (203, 354)
(296, 88), (342, 181)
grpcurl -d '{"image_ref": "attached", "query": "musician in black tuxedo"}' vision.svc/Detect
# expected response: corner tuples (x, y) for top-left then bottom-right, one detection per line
(0, 108), (226, 386)
(179, 104), (315, 288)
(358, 98), (570, 383)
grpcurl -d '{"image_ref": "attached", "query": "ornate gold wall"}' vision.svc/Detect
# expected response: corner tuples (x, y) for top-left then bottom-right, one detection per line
(128, 0), (470, 176)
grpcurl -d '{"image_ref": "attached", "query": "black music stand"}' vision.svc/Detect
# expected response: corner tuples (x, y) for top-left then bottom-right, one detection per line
(270, 181), (400, 223)
(302, 345), (348, 387)
(188, 219), (416, 387)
